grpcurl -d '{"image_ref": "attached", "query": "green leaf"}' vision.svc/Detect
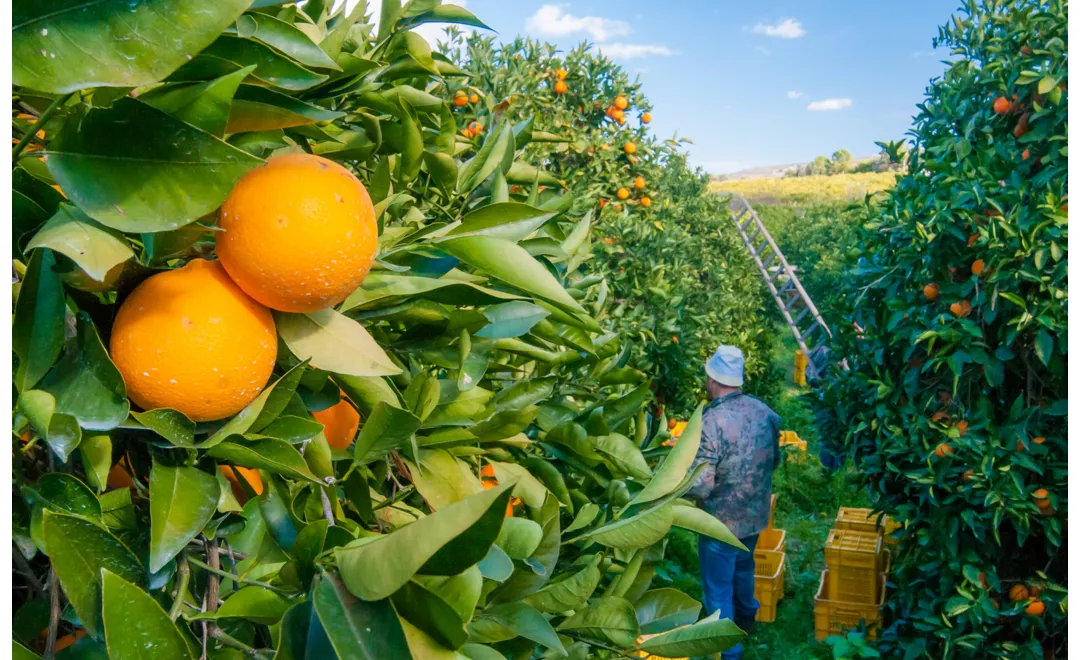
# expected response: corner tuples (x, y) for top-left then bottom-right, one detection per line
(602, 381), (652, 431)
(175, 36), (328, 91)
(207, 437), (318, 483)
(353, 402), (423, 463)
(490, 461), (551, 509)
(1038, 75), (1058, 94)
(436, 235), (588, 318)
(101, 569), (194, 660)
(670, 505), (746, 550)
(312, 573), (411, 659)
(226, 85), (345, 133)
(148, 462), (220, 572)
(461, 644), (507, 660)
(406, 449), (483, 510)
(496, 517), (544, 560)
(12, 0), (249, 94)
(18, 390), (81, 462)
(130, 409), (196, 447)
(630, 402), (704, 506)
(212, 586), (291, 625)
(397, 4), (493, 32)
(13, 248), (66, 392)
(26, 206), (133, 283)
(335, 483), (512, 600)
(46, 97), (261, 233)
(12, 642), (39, 660)
(580, 503), (674, 551)
(233, 13), (341, 70)
(79, 435), (112, 494)
(634, 612), (745, 657)
(25, 473), (102, 551)
(391, 580), (470, 650)
(593, 433), (651, 480)
(39, 312), (129, 432)
(458, 123), (513, 194)
(563, 502), (600, 534)
(341, 272), (521, 312)
(100, 488), (137, 530)
(635, 588), (702, 634)
(42, 511), (143, 637)
(478, 544), (514, 582)
(140, 68), (252, 137)
(447, 203), (557, 242)
(505, 161), (560, 186)
(557, 596), (639, 648)
(470, 602), (565, 655)
(276, 309), (402, 377)
(524, 554), (603, 614)
(1034, 330), (1053, 366)
(200, 367), (304, 448)
(289, 518), (329, 587)
(476, 302), (551, 339)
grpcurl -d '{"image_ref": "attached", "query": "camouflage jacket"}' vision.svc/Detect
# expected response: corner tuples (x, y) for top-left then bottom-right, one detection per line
(688, 391), (781, 539)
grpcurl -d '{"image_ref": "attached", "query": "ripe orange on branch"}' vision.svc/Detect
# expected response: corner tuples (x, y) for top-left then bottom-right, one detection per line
(633, 176), (646, 189)
(623, 142), (637, 155)
(614, 95), (629, 110)
(923, 283), (939, 300)
(992, 96), (1011, 114)
(313, 396), (361, 451)
(616, 188), (630, 200)
(110, 259), (277, 422)
(217, 153), (378, 313)
(641, 112), (652, 124)
(220, 465), (264, 502)
(950, 300), (972, 317)
(554, 80), (568, 94)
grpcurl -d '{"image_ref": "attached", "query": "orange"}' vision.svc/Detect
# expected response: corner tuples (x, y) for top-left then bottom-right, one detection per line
(55, 630), (86, 651)
(1032, 488), (1051, 508)
(962, 469), (974, 482)
(1009, 584), (1030, 601)
(110, 259), (276, 422)
(616, 188), (630, 200)
(956, 420), (969, 437)
(1022, 148), (1031, 160)
(624, 142), (637, 155)
(971, 259), (985, 276)
(992, 96), (1011, 114)
(219, 465), (264, 503)
(469, 93), (479, 104)
(614, 96), (629, 110)
(934, 443), (953, 458)
(479, 465), (515, 517)
(1014, 113), (1030, 138)
(923, 283), (939, 300)
(612, 109), (625, 122)
(668, 419), (678, 430)
(931, 411), (950, 423)
(950, 300), (972, 318)
(968, 233), (979, 247)
(468, 121), (483, 135)
(453, 95), (468, 107)
(107, 459), (134, 489)
(640, 196), (651, 207)
(641, 112), (652, 124)
(554, 81), (568, 94)
(555, 68), (568, 80)
(312, 397), (360, 451)
(217, 154), (378, 313)
(461, 128), (474, 138)
(978, 572), (989, 589)
(633, 176), (646, 189)
(1025, 600), (1045, 616)
(1032, 436), (1046, 445)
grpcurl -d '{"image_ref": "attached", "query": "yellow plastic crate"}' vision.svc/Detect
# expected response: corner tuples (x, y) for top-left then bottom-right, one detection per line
(824, 529), (883, 604)
(754, 549), (785, 622)
(755, 527), (786, 561)
(779, 431), (807, 451)
(814, 570), (886, 641)
(835, 507), (901, 547)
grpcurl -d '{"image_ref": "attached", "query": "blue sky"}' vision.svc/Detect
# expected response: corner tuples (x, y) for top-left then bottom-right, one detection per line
(388, 1), (961, 174)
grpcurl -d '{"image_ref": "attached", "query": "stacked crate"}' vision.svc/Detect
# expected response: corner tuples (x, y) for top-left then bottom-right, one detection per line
(754, 494), (785, 622)
(813, 508), (895, 640)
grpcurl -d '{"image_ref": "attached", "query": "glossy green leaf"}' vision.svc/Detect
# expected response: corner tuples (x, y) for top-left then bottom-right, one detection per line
(140, 68), (252, 137)
(635, 588), (702, 634)
(12, 0), (249, 94)
(496, 517), (544, 560)
(129, 409), (196, 447)
(148, 462), (220, 572)
(458, 123), (513, 194)
(207, 438), (318, 483)
(175, 36), (328, 90)
(478, 545), (514, 582)
(13, 248), (66, 392)
(39, 313), (129, 432)
(212, 586), (290, 624)
(25, 473), (102, 551)
(276, 309), (401, 377)
(602, 381), (652, 431)
(579, 503), (674, 551)
(407, 449), (483, 510)
(490, 461), (550, 509)
(353, 402), (422, 463)
(470, 602), (565, 655)
(46, 97), (261, 233)
(392, 579), (469, 650)
(476, 302), (551, 339)
(557, 596), (639, 648)
(200, 367), (304, 448)
(524, 554), (603, 614)
(100, 488), (137, 530)
(101, 570), (193, 660)
(42, 511), (143, 637)
(79, 435), (112, 494)
(630, 402), (704, 506)
(312, 573), (411, 659)
(447, 203), (557, 242)
(226, 84), (345, 133)
(592, 434), (651, 480)
(634, 612), (745, 657)
(233, 13), (340, 70)
(12, 641), (39, 660)
(18, 390), (81, 462)
(26, 206), (133, 283)
(341, 272), (521, 312)
(563, 503), (601, 534)
(336, 484), (512, 600)
(398, 5), (493, 32)
(670, 505), (747, 551)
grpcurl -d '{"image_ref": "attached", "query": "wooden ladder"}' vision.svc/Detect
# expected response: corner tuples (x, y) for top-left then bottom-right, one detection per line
(727, 195), (834, 379)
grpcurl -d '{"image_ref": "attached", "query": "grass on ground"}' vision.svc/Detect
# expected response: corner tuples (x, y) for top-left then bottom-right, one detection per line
(708, 172), (896, 206)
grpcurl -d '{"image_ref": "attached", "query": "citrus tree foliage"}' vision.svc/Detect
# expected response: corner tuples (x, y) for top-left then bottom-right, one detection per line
(11, 2), (751, 659)
(447, 35), (781, 417)
(811, 1), (1067, 657)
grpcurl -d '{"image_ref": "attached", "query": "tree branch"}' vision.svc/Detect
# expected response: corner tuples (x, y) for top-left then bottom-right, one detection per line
(169, 554), (191, 621)
(12, 93), (73, 163)
(44, 570), (59, 660)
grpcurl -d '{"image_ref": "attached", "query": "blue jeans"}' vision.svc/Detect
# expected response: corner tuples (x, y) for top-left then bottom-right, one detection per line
(699, 534), (759, 660)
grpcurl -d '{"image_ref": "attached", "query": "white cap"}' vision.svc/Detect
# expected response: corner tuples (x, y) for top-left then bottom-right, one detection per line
(706, 345), (745, 387)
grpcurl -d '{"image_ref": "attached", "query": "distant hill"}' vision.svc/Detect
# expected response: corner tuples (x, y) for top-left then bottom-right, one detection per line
(715, 156), (880, 181)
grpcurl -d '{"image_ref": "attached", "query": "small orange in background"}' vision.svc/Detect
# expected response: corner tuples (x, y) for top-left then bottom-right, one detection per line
(460, 128), (474, 138)
(923, 283), (939, 300)
(671, 334), (677, 343)
(555, 68), (568, 80)
(468, 121), (483, 135)
(1014, 113), (1031, 138)
(1025, 600), (1046, 616)
(554, 80), (568, 94)
(1016, 439), (1027, 451)
(1032, 436), (1046, 445)
(962, 469), (975, 482)
(1009, 584), (1031, 602)
(217, 153), (378, 313)
(956, 420), (969, 437)
(219, 465), (264, 502)
(312, 396), (360, 451)
(1022, 148), (1031, 160)
(668, 419), (678, 430)
(968, 233), (978, 247)
(633, 176), (646, 189)
(992, 96), (1011, 114)
(640, 196), (651, 207)
(611, 108), (625, 122)
(614, 95), (629, 110)
(54, 630), (87, 651)
(623, 142), (637, 155)
(931, 411), (950, 424)
(469, 93), (479, 104)
(934, 443), (954, 458)
(453, 93), (468, 108)
(978, 572), (989, 589)
(971, 259), (985, 276)
(950, 300), (972, 318)
(107, 459), (134, 489)
(598, 198), (608, 208)
(616, 188), (630, 200)
(1031, 488), (1051, 508)
(641, 112), (652, 124)
(602, 237), (613, 245)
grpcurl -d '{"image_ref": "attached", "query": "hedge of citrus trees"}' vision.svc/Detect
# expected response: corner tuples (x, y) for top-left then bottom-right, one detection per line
(446, 34), (781, 418)
(811, 1), (1067, 657)
(11, 2), (755, 658)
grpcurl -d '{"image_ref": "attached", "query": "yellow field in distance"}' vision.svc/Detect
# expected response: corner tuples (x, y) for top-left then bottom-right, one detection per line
(709, 172), (897, 205)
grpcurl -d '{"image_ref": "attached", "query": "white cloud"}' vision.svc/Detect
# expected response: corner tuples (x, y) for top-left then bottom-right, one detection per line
(787, 90), (804, 99)
(754, 46), (771, 56)
(807, 98), (853, 111)
(526, 4), (631, 42)
(752, 18), (806, 39)
(596, 43), (674, 59)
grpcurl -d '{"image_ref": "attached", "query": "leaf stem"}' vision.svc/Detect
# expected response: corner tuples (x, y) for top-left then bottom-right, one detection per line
(372, 485), (415, 511)
(209, 623), (268, 658)
(44, 570), (60, 660)
(169, 553), (192, 621)
(187, 557), (295, 596)
(562, 634), (641, 660)
(12, 92), (73, 163)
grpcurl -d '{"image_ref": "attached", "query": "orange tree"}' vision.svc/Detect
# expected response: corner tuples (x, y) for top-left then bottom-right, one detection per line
(11, 2), (755, 659)
(447, 34), (781, 417)
(811, 1), (1067, 657)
